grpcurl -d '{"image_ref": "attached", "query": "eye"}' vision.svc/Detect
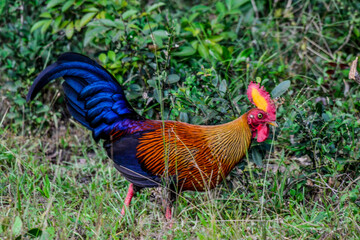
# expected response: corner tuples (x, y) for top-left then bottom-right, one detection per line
(257, 113), (263, 119)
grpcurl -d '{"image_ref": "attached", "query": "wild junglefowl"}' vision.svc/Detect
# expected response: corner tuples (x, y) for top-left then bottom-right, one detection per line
(27, 52), (277, 221)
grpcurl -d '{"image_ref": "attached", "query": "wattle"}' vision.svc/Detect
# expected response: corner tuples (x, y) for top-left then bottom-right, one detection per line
(256, 124), (269, 142)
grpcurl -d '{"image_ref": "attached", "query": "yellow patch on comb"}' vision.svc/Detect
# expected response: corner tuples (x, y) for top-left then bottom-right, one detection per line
(251, 87), (268, 112)
(247, 81), (276, 120)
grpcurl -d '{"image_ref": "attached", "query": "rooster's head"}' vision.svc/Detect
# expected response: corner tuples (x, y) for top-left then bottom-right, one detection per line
(247, 82), (277, 142)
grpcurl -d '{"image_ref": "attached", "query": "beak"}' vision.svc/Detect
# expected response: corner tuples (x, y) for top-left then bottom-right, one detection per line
(268, 121), (278, 127)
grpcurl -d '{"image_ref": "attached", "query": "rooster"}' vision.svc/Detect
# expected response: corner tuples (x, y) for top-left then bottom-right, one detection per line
(27, 53), (277, 221)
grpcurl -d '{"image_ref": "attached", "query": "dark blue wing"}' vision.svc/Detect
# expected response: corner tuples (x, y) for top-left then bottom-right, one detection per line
(104, 132), (162, 188)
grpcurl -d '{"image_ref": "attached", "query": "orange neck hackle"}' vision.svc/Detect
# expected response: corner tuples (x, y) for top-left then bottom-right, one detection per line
(201, 113), (252, 177)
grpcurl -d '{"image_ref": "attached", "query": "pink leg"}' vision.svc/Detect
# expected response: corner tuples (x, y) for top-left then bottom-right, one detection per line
(165, 205), (172, 220)
(121, 183), (134, 216)
(165, 205), (173, 228)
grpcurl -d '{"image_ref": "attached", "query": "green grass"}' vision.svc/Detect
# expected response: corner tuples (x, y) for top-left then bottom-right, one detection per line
(1, 0), (360, 239)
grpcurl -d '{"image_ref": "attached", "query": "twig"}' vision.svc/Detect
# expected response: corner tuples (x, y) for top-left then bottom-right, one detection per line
(71, 201), (84, 240)
(313, 16), (332, 56)
(336, 24), (354, 53)
(304, 36), (333, 59)
(343, 175), (360, 192)
(250, 0), (259, 19)
(306, 45), (332, 62)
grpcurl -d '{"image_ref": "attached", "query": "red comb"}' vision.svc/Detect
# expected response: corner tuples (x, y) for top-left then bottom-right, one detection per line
(247, 82), (276, 121)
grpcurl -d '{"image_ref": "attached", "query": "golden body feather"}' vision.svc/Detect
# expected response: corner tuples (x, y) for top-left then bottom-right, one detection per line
(136, 113), (252, 191)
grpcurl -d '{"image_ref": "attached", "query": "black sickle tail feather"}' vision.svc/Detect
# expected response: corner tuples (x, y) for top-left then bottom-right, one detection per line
(27, 52), (143, 140)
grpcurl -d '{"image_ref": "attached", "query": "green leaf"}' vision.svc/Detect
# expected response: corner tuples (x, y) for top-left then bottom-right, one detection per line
(179, 112), (189, 122)
(83, 7), (99, 12)
(354, 27), (360, 38)
(26, 228), (43, 238)
(198, 44), (209, 60)
(251, 147), (263, 166)
(172, 46), (196, 57)
(188, 12), (200, 23)
(31, 20), (47, 33)
(225, 0), (233, 10)
(147, 79), (156, 88)
(12, 216), (22, 236)
(153, 35), (163, 47)
(43, 175), (51, 198)
(349, 189), (359, 202)
(128, 23), (141, 30)
(232, 0), (251, 9)
(40, 19), (52, 34)
(209, 36), (224, 43)
(65, 21), (74, 39)
(60, 19), (70, 29)
(0, 0), (6, 15)
(190, 5), (210, 12)
(98, 53), (107, 63)
(130, 84), (142, 92)
(143, 22), (158, 32)
(167, 74), (180, 84)
(146, 2), (165, 13)
(84, 26), (107, 45)
(313, 212), (326, 223)
(271, 80), (291, 98)
(14, 97), (26, 106)
(322, 113), (330, 122)
(98, 19), (116, 27)
(39, 12), (51, 18)
(190, 41), (198, 49)
(53, 15), (63, 32)
(152, 30), (168, 38)
(74, 19), (81, 31)
(47, 0), (63, 8)
(212, 44), (223, 55)
(219, 79), (227, 96)
(234, 48), (253, 65)
(220, 31), (237, 41)
(45, 227), (55, 239)
(80, 12), (97, 28)
(62, 0), (74, 12)
(122, 9), (137, 20)
(289, 189), (296, 197)
(108, 50), (116, 61)
(216, 2), (226, 14)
